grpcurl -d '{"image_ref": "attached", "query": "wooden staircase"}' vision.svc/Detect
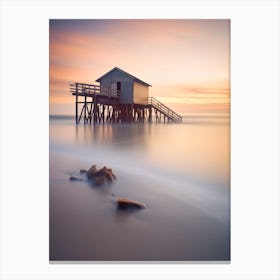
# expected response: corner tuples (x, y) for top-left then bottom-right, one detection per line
(148, 97), (182, 123)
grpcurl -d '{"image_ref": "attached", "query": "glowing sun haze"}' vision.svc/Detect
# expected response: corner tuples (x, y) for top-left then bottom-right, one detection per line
(49, 19), (230, 115)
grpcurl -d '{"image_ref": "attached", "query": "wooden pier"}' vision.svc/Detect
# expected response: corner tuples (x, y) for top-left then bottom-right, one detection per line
(70, 82), (182, 124)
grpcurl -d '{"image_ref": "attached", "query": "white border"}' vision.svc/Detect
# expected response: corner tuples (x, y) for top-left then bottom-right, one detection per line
(1, 0), (279, 279)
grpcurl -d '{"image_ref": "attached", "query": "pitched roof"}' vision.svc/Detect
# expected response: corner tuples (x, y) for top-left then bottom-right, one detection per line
(96, 67), (151, 87)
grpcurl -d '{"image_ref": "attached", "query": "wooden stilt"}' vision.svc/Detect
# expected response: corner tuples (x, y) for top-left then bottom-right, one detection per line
(75, 83), (78, 124)
(84, 95), (87, 123)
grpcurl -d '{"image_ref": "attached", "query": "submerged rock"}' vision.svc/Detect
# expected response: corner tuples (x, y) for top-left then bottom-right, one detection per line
(117, 197), (145, 210)
(87, 164), (98, 179)
(70, 165), (147, 211)
(69, 176), (82, 181)
(86, 165), (116, 186)
(94, 167), (117, 181)
(70, 164), (117, 187)
(93, 175), (106, 186)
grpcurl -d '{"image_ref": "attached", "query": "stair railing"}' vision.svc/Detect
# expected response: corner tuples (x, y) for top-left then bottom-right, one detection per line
(148, 97), (182, 123)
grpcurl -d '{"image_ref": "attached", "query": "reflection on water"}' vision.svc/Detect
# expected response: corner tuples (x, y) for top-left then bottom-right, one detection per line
(74, 123), (152, 149)
(50, 115), (229, 183)
(49, 114), (230, 261)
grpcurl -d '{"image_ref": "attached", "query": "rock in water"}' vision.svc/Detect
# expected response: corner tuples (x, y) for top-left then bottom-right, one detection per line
(94, 167), (117, 181)
(117, 197), (145, 210)
(94, 176), (106, 186)
(106, 168), (117, 180)
(87, 165), (98, 179)
(72, 164), (117, 186)
(85, 165), (117, 186)
(69, 176), (82, 181)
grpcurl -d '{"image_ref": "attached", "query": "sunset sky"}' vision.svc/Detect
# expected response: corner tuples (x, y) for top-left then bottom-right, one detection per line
(49, 19), (230, 115)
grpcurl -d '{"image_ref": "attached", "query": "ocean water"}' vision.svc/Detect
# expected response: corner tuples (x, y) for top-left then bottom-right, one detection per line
(49, 114), (230, 261)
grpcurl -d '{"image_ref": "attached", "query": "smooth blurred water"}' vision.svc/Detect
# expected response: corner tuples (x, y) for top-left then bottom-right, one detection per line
(49, 114), (230, 261)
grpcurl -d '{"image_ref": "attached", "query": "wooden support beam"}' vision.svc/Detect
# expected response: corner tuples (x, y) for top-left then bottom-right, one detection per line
(148, 107), (152, 123)
(84, 95), (87, 123)
(101, 105), (105, 123)
(75, 83), (78, 124)
(78, 105), (86, 124)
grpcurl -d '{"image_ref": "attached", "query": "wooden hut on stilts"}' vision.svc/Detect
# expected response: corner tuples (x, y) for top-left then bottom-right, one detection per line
(70, 67), (182, 124)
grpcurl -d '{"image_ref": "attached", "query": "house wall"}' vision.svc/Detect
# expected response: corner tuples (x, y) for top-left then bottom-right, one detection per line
(133, 81), (149, 104)
(99, 70), (133, 104)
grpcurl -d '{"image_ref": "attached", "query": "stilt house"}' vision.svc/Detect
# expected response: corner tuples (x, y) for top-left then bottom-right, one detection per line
(70, 67), (182, 124)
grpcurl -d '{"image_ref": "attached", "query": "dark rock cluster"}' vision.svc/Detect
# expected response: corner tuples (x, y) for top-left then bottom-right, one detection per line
(85, 165), (117, 186)
(69, 164), (145, 211)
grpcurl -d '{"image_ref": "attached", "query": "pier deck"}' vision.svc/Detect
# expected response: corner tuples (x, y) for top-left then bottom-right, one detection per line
(70, 82), (182, 124)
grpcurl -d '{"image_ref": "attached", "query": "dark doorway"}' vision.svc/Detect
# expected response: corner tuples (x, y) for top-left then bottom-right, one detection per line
(117, 82), (121, 91)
